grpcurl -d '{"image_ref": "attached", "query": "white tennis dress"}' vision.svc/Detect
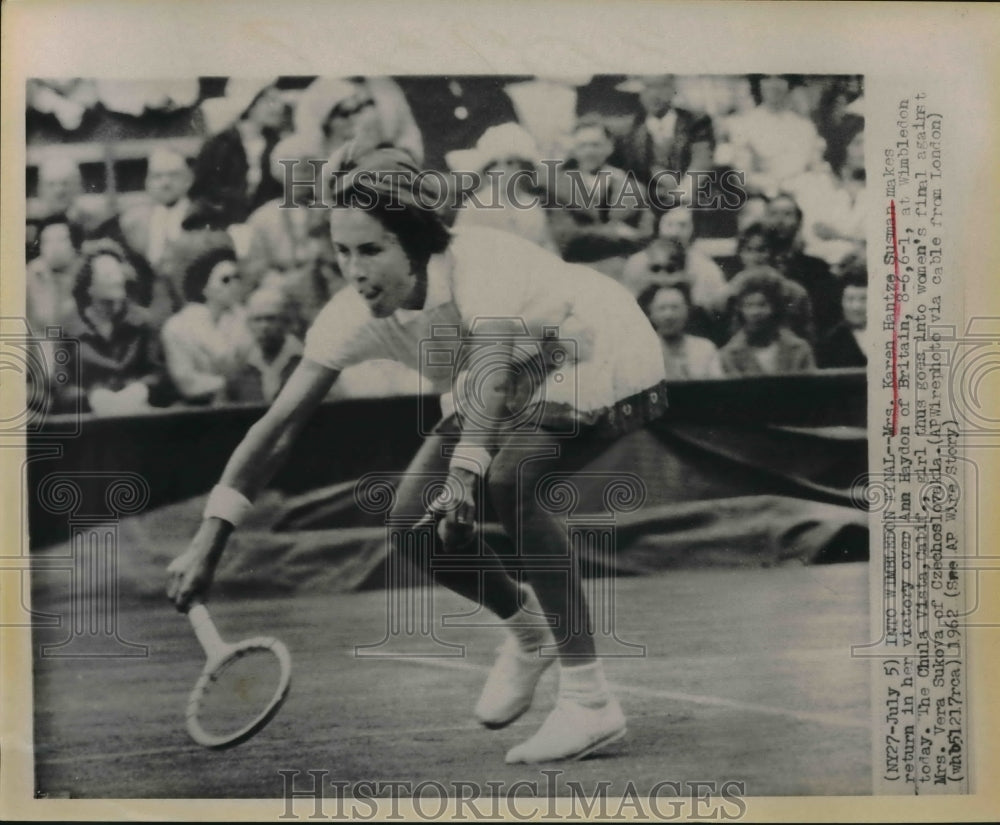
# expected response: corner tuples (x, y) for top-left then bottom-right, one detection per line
(304, 226), (667, 435)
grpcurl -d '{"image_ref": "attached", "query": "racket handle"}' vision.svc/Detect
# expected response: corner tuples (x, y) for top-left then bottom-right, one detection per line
(188, 603), (226, 656)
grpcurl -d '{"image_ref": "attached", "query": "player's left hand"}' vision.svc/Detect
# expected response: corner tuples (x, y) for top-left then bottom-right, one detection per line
(434, 466), (478, 551)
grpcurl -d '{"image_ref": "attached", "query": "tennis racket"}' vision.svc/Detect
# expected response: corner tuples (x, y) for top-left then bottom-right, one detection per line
(184, 602), (292, 749)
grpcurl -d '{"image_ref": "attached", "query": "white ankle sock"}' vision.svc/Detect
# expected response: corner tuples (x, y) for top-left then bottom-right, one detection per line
(503, 607), (550, 653)
(558, 661), (611, 708)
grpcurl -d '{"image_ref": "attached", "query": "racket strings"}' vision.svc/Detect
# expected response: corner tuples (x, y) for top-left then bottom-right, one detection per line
(193, 645), (285, 739)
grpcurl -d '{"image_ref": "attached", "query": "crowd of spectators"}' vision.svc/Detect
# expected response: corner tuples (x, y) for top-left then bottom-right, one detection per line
(25, 73), (867, 416)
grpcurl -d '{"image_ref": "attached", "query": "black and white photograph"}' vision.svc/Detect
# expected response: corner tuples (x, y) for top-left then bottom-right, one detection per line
(2, 1), (998, 821)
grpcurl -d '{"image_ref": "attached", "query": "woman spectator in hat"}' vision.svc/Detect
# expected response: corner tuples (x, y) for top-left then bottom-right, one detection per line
(448, 122), (558, 253)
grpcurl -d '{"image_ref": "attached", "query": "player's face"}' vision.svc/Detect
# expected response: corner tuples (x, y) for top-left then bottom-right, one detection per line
(842, 285), (867, 329)
(330, 207), (418, 318)
(648, 287), (688, 340)
(739, 292), (776, 335)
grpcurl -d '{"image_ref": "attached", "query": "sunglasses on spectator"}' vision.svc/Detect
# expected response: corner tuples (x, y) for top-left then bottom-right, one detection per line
(331, 98), (375, 119)
(220, 274), (242, 285)
(648, 264), (680, 274)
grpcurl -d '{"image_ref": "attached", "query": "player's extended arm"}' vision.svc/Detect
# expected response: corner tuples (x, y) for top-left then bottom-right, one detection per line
(167, 359), (340, 610)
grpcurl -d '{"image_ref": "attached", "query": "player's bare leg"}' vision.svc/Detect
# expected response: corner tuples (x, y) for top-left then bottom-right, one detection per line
(487, 435), (627, 764)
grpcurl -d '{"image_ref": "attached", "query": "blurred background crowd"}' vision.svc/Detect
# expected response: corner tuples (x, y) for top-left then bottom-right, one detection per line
(25, 73), (867, 417)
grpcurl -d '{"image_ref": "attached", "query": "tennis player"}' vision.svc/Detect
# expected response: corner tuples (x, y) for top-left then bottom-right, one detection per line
(167, 149), (668, 763)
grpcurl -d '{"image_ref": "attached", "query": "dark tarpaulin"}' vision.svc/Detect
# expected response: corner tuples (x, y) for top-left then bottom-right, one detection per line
(28, 371), (868, 601)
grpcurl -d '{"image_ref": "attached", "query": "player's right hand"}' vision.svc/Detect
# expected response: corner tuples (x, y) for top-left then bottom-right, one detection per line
(166, 520), (227, 612)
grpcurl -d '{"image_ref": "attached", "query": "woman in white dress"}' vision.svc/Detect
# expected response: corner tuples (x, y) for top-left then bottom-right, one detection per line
(166, 150), (668, 764)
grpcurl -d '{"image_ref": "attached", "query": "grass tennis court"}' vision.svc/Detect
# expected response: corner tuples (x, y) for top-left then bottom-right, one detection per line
(32, 562), (870, 800)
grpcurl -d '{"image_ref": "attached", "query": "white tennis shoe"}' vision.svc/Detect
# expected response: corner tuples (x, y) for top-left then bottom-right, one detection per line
(474, 636), (556, 729)
(504, 697), (627, 764)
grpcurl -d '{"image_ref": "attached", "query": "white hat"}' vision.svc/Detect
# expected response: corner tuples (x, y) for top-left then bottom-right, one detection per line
(445, 122), (541, 173)
(293, 77), (361, 140)
(200, 77), (278, 134)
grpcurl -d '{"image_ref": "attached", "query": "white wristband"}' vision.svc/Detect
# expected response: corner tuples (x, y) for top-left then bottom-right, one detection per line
(449, 443), (492, 476)
(203, 484), (253, 527)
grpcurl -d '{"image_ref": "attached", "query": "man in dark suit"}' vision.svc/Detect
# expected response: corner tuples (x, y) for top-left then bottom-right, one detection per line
(614, 75), (715, 209)
(766, 193), (842, 339)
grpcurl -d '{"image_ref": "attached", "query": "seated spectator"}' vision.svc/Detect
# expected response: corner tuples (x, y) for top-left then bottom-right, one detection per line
(449, 123), (557, 252)
(612, 74), (715, 206)
(156, 228), (236, 318)
(722, 74), (825, 198)
(637, 282), (723, 380)
(621, 238), (723, 343)
(725, 262), (814, 343)
(190, 79), (287, 226)
(282, 219), (346, 335)
(814, 80), (864, 172)
(785, 118), (866, 266)
(57, 242), (170, 415)
(766, 193), (841, 338)
(716, 219), (773, 281)
(27, 157), (108, 253)
(26, 215), (84, 336)
(623, 206), (727, 311)
(161, 246), (252, 404)
(243, 133), (329, 288)
(295, 76), (424, 168)
(816, 258), (868, 368)
(720, 268), (815, 376)
(226, 289), (303, 404)
(114, 147), (200, 270)
(548, 121), (648, 275)
(98, 146), (207, 328)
